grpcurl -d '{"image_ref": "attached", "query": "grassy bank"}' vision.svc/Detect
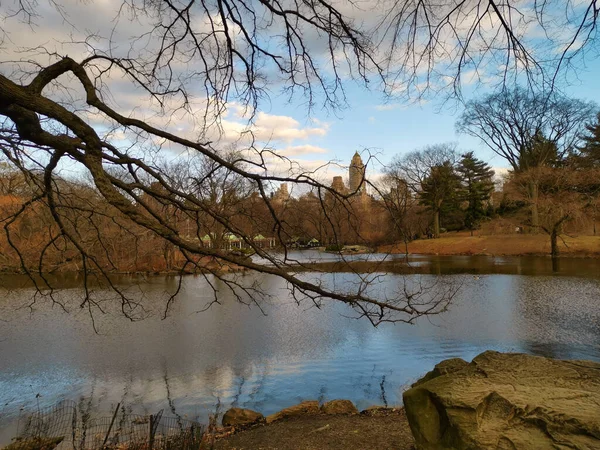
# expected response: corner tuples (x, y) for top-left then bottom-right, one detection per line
(380, 232), (600, 257)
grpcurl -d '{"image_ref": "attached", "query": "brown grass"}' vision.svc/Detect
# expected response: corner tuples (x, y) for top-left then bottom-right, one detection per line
(380, 232), (600, 257)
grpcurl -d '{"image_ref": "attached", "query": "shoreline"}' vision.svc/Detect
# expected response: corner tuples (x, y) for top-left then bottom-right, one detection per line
(1, 234), (600, 278)
(206, 402), (414, 450)
(379, 232), (600, 258)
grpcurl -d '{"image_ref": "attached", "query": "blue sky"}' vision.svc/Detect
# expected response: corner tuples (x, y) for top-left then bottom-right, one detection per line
(261, 57), (600, 177)
(2, 0), (600, 182)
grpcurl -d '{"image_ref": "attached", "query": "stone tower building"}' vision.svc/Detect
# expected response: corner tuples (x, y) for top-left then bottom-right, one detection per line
(349, 151), (365, 193)
(331, 176), (346, 194)
(273, 183), (290, 203)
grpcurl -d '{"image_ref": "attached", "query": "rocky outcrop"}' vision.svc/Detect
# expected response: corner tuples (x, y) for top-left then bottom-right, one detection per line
(411, 357), (469, 388)
(403, 351), (600, 450)
(321, 399), (358, 415)
(222, 407), (265, 428)
(266, 401), (320, 424)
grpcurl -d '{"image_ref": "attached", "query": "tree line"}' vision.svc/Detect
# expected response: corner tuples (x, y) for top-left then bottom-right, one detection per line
(383, 87), (600, 258)
(3, 86), (599, 278)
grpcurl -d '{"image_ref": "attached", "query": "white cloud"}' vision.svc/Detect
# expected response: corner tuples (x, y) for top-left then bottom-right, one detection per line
(492, 167), (510, 188)
(278, 145), (330, 156)
(251, 112), (329, 142)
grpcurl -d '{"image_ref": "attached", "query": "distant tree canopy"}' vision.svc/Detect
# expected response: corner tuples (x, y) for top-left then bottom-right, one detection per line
(419, 162), (462, 238)
(506, 166), (600, 257)
(457, 152), (495, 235)
(457, 88), (597, 229)
(457, 87), (597, 172)
(575, 113), (600, 168)
(385, 145), (496, 239)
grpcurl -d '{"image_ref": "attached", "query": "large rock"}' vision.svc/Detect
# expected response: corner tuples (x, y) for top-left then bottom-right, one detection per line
(403, 351), (600, 450)
(266, 401), (320, 424)
(411, 357), (469, 388)
(321, 399), (358, 415)
(221, 407), (265, 428)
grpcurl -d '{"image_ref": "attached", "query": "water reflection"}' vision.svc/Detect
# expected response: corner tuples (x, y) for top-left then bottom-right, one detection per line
(252, 251), (600, 277)
(1, 261), (600, 445)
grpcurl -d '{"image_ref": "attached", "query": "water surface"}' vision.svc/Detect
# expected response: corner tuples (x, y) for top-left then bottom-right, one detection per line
(1, 254), (599, 444)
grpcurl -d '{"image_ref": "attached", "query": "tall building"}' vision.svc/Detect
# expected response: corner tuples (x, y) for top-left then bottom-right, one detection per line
(331, 176), (346, 194)
(273, 183), (290, 203)
(329, 152), (368, 196)
(349, 151), (365, 193)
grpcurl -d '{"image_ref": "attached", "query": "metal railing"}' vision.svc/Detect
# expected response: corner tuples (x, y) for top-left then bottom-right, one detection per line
(7, 401), (204, 450)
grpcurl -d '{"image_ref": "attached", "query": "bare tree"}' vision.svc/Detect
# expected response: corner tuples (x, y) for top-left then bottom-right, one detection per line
(1, 0), (600, 325)
(377, 175), (415, 255)
(507, 167), (600, 260)
(387, 144), (458, 192)
(457, 87), (597, 228)
(377, 1), (600, 99)
(385, 144), (457, 237)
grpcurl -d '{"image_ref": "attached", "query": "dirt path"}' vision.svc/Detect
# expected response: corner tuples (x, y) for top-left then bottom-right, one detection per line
(207, 409), (414, 450)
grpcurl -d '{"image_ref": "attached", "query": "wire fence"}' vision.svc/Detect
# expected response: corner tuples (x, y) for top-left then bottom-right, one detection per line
(5, 401), (205, 450)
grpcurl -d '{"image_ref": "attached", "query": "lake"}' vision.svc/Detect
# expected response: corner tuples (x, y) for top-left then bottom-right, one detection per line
(1, 253), (599, 444)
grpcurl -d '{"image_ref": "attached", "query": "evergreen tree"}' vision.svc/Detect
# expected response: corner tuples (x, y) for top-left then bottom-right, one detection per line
(419, 161), (461, 238)
(457, 152), (495, 235)
(519, 131), (560, 169)
(576, 112), (600, 168)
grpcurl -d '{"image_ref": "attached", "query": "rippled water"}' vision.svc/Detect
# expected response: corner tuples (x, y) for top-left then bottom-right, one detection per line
(1, 255), (599, 443)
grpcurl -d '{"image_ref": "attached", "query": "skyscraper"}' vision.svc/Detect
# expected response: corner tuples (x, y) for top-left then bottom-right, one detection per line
(349, 151), (365, 193)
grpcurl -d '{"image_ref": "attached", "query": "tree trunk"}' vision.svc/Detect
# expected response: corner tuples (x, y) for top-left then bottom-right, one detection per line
(552, 257), (560, 273)
(550, 229), (559, 258)
(528, 181), (539, 232)
(433, 210), (440, 238)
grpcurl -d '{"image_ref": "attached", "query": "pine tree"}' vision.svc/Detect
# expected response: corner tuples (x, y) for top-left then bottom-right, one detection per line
(457, 152), (495, 235)
(519, 131), (560, 169)
(419, 161), (461, 238)
(576, 112), (600, 168)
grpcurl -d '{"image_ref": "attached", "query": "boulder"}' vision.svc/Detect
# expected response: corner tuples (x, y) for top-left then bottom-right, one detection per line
(221, 407), (265, 428)
(403, 351), (600, 449)
(321, 399), (358, 415)
(411, 357), (469, 388)
(266, 400), (320, 424)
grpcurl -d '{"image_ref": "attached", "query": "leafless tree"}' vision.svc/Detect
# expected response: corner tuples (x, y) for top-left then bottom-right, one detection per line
(507, 166), (600, 259)
(1, 0), (599, 325)
(386, 144), (458, 193)
(377, 175), (418, 255)
(457, 87), (597, 228)
(457, 88), (596, 171)
(383, 144), (457, 238)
